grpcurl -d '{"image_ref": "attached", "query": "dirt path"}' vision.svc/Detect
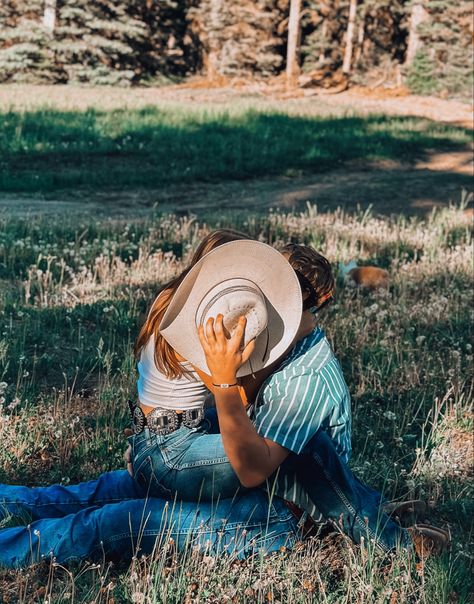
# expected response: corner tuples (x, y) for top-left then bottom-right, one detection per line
(2, 150), (472, 219)
(1, 85), (473, 128)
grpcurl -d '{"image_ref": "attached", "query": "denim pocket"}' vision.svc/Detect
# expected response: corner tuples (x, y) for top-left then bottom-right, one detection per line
(158, 426), (199, 469)
(134, 454), (173, 498)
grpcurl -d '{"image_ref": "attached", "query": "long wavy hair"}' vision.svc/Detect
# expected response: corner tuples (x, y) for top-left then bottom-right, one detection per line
(135, 229), (250, 379)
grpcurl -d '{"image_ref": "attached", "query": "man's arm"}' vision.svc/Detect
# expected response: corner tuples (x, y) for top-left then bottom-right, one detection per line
(213, 387), (289, 487)
(198, 314), (289, 487)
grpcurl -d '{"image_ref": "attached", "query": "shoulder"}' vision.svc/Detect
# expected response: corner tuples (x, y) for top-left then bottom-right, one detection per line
(261, 338), (347, 404)
(261, 362), (327, 405)
(316, 356), (350, 409)
(266, 333), (334, 385)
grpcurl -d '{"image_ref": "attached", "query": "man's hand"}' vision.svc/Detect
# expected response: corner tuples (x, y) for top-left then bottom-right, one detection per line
(124, 445), (133, 477)
(198, 314), (255, 385)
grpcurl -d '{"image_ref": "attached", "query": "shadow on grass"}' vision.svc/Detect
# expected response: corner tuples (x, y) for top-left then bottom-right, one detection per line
(0, 107), (471, 192)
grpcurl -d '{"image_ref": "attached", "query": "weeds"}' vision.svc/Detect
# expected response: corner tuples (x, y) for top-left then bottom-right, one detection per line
(0, 202), (472, 602)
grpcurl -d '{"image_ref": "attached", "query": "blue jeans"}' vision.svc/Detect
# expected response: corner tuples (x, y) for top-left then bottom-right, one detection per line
(0, 471), (297, 569)
(277, 430), (412, 552)
(132, 411), (411, 553)
(130, 410), (242, 500)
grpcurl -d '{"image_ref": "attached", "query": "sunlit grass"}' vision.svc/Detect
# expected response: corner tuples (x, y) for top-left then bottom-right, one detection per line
(0, 103), (471, 192)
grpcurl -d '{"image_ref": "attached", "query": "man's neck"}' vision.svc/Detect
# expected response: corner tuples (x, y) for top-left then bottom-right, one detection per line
(293, 310), (317, 344)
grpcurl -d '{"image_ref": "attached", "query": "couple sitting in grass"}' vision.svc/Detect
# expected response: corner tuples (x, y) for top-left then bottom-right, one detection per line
(0, 230), (448, 568)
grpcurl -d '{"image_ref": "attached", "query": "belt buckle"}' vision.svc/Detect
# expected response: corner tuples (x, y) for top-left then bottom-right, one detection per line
(183, 407), (204, 428)
(129, 401), (145, 435)
(148, 408), (179, 436)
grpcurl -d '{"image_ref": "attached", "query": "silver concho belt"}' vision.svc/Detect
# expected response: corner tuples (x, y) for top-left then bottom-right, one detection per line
(128, 400), (204, 436)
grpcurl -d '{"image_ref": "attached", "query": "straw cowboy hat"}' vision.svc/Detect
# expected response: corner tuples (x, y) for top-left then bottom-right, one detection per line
(159, 240), (302, 377)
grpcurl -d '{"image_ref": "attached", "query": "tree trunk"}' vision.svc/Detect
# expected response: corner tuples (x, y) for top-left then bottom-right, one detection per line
(354, 12), (365, 64)
(286, 0), (302, 89)
(404, 1), (428, 67)
(342, 0), (358, 74)
(43, 0), (56, 31)
(205, 0), (224, 79)
(318, 20), (328, 64)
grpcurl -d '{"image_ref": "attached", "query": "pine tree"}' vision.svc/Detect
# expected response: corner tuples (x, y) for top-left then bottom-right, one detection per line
(406, 49), (438, 94)
(53, 0), (148, 86)
(134, 0), (199, 80)
(0, 0), (471, 94)
(300, 1), (345, 73)
(408, 0), (473, 97)
(0, 0), (199, 85)
(0, 1), (64, 83)
(300, 0), (409, 79)
(189, 0), (285, 78)
(353, 0), (408, 77)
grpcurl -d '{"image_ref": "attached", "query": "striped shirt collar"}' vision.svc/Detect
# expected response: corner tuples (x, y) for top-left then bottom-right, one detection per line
(278, 326), (325, 370)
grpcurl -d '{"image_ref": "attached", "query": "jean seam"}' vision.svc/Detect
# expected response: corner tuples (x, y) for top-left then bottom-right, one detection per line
(99, 518), (295, 545)
(312, 451), (390, 553)
(1, 497), (141, 508)
(156, 429), (197, 451)
(133, 441), (157, 459)
(174, 457), (229, 469)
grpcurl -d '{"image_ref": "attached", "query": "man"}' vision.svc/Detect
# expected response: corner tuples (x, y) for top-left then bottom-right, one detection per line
(194, 243), (449, 555)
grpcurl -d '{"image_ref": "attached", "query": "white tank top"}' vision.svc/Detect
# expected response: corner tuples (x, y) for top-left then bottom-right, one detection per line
(137, 334), (208, 410)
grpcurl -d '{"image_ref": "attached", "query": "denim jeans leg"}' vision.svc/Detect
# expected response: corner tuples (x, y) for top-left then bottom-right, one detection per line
(276, 430), (412, 552)
(0, 471), (145, 522)
(0, 489), (298, 568)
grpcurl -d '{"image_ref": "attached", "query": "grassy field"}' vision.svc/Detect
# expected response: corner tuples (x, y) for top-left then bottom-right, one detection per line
(0, 202), (472, 603)
(1, 102), (471, 193)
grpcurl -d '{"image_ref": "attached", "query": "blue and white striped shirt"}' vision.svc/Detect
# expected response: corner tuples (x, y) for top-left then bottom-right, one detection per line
(254, 327), (352, 464)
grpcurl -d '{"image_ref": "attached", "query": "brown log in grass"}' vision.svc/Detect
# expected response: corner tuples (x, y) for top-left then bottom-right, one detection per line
(347, 266), (390, 290)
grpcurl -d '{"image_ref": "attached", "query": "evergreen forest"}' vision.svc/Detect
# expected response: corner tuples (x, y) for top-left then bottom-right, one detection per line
(0, 0), (472, 98)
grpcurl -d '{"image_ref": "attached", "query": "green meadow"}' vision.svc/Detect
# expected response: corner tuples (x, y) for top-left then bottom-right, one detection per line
(0, 104), (471, 192)
(0, 202), (472, 602)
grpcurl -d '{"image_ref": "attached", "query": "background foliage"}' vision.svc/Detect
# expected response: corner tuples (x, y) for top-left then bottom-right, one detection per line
(0, 0), (472, 97)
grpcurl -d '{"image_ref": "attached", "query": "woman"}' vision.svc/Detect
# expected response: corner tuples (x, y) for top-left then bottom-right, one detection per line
(0, 229), (301, 569)
(128, 237), (325, 502)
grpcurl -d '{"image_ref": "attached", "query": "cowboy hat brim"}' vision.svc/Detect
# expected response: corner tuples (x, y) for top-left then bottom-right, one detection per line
(159, 240), (302, 377)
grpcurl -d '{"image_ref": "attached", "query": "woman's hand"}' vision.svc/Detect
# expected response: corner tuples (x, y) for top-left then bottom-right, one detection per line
(198, 314), (255, 384)
(124, 445), (133, 476)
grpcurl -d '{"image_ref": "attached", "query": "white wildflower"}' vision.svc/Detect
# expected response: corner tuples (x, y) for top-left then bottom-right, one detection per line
(7, 397), (20, 411)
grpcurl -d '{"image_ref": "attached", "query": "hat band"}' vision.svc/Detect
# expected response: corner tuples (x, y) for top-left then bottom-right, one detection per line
(195, 283), (265, 328)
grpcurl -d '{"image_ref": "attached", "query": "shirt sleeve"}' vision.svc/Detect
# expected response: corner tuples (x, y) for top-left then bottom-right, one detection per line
(253, 366), (335, 454)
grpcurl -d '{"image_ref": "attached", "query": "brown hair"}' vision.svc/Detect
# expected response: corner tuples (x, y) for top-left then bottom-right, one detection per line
(281, 243), (335, 311)
(135, 229), (250, 378)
